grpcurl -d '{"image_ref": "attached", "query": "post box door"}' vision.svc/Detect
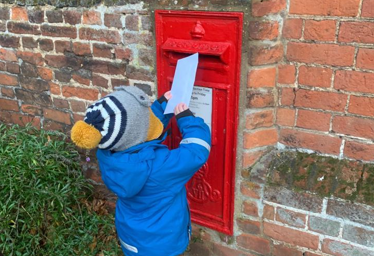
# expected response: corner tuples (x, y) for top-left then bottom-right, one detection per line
(155, 10), (242, 235)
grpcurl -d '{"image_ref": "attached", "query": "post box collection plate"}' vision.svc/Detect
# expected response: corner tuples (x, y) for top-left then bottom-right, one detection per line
(155, 10), (243, 235)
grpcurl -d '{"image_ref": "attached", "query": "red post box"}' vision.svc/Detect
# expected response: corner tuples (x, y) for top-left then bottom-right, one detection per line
(155, 10), (243, 235)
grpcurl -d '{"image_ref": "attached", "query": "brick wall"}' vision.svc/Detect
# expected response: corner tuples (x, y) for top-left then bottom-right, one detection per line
(278, 0), (374, 162)
(0, 3), (153, 132)
(1, 0), (374, 256)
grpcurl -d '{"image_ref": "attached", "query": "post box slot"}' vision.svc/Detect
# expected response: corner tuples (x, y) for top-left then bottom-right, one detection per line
(162, 38), (231, 65)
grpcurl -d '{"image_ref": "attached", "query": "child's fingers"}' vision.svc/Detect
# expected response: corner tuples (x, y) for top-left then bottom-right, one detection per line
(164, 91), (172, 100)
(174, 103), (188, 115)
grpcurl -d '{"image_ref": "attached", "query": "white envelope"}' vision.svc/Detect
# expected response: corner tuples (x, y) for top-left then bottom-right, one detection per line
(164, 53), (199, 114)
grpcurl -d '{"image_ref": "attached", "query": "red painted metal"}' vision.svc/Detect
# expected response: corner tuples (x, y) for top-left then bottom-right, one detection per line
(155, 10), (242, 235)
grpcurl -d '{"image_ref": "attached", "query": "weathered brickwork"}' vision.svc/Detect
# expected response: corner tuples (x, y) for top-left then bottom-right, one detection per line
(278, 0), (374, 163)
(1, 0), (374, 255)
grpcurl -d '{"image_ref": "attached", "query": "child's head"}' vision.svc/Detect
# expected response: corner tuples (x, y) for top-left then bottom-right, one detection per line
(71, 86), (163, 151)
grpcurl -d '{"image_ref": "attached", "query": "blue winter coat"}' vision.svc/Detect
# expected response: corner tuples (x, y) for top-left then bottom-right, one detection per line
(96, 98), (211, 256)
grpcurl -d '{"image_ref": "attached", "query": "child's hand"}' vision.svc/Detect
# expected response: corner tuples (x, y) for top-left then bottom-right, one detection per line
(174, 103), (188, 115)
(164, 91), (172, 101)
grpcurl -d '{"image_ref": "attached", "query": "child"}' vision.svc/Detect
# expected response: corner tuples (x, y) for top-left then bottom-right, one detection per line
(70, 86), (211, 256)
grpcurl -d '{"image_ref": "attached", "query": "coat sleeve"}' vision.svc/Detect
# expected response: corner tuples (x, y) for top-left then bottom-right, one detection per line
(151, 95), (173, 128)
(154, 109), (211, 191)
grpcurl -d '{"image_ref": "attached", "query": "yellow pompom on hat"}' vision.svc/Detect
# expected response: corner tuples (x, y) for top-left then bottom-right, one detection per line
(71, 86), (163, 151)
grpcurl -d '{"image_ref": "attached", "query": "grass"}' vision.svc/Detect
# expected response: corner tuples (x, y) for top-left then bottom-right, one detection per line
(0, 123), (122, 256)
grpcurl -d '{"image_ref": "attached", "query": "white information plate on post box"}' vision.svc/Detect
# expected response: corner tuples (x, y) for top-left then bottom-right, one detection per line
(189, 86), (212, 132)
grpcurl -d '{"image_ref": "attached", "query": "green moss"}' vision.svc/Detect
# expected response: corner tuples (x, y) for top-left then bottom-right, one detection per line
(267, 151), (374, 206)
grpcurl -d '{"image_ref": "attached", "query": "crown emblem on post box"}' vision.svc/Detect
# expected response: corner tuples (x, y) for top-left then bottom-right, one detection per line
(190, 21), (205, 39)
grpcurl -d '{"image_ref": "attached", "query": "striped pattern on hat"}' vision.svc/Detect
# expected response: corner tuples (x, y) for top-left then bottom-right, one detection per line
(85, 95), (127, 150)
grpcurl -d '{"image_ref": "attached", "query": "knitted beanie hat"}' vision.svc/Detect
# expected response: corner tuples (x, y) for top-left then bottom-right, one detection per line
(71, 86), (163, 151)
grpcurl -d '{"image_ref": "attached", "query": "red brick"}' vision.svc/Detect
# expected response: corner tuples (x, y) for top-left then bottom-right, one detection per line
(282, 18), (303, 39)
(21, 105), (42, 115)
(104, 13), (122, 28)
(63, 10), (82, 25)
(249, 21), (279, 40)
(277, 108), (295, 126)
(72, 74), (90, 86)
(244, 128), (278, 149)
(263, 204), (275, 220)
(0, 73), (18, 86)
(249, 44), (283, 66)
(246, 110), (274, 129)
(362, 0), (374, 17)
(287, 42), (355, 66)
(290, 0), (360, 17)
(0, 98), (19, 111)
(62, 86), (99, 101)
(243, 200), (259, 217)
(247, 90), (275, 108)
(304, 20), (336, 41)
(73, 114), (84, 122)
(0, 48), (17, 62)
(333, 115), (374, 140)
(28, 10), (44, 24)
(93, 43), (113, 58)
(339, 22), (374, 43)
(280, 87), (295, 106)
(344, 140), (374, 161)
(7, 63), (19, 74)
(299, 66), (333, 88)
(273, 244), (303, 256)
(125, 15), (139, 31)
(241, 181), (261, 199)
(70, 100), (86, 113)
(0, 111), (40, 128)
(45, 55), (67, 68)
(357, 48), (374, 70)
(22, 37), (37, 49)
(17, 51), (44, 66)
(248, 67), (276, 88)
(322, 238), (374, 256)
(237, 218), (261, 235)
(252, 0), (287, 17)
(348, 96), (374, 117)
(37, 67), (53, 80)
(278, 64), (296, 84)
(276, 208), (306, 228)
(0, 7), (10, 20)
(7, 22), (40, 36)
(303, 252), (321, 256)
(1, 87), (15, 98)
(115, 47), (132, 60)
(297, 109), (331, 131)
(264, 222), (319, 250)
(44, 108), (71, 124)
(212, 242), (256, 256)
(92, 74), (108, 88)
(55, 40), (72, 53)
(38, 38), (53, 51)
(242, 150), (266, 169)
(79, 28), (121, 44)
(73, 42), (91, 56)
(41, 25), (77, 39)
(48, 82), (60, 95)
(11, 7), (28, 21)
(46, 10), (63, 23)
(280, 128), (342, 155)
(82, 11), (101, 25)
(237, 234), (271, 255)
(335, 70), (374, 94)
(295, 89), (347, 112)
